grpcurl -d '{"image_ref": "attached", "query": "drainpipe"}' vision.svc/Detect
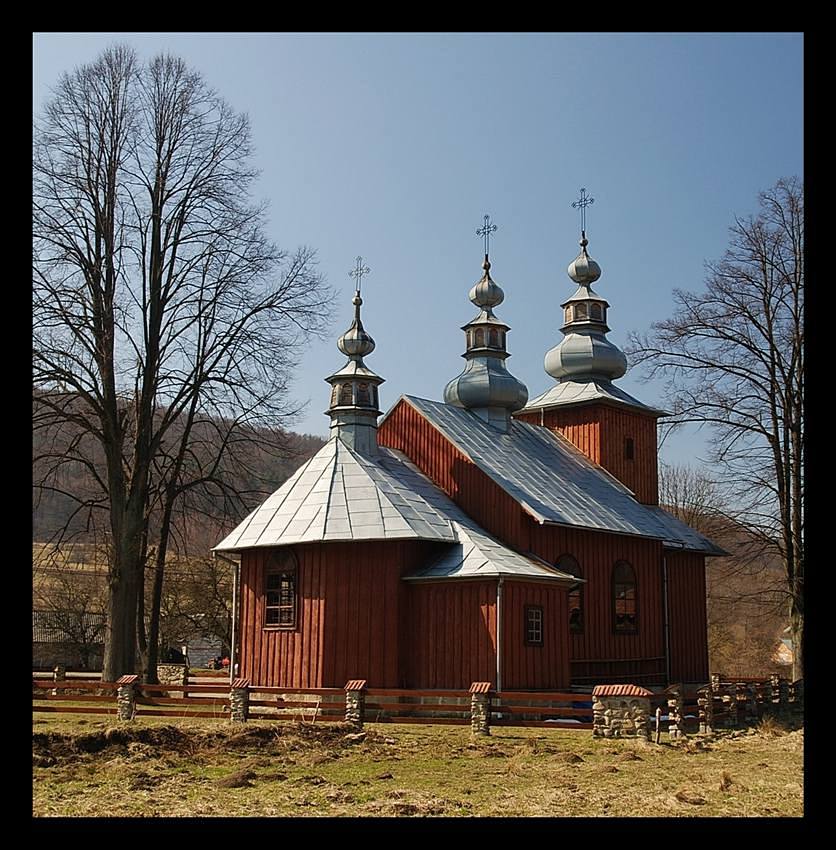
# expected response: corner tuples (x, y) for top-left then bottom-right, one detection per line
(496, 577), (504, 693)
(662, 556), (671, 686)
(214, 553), (241, 687)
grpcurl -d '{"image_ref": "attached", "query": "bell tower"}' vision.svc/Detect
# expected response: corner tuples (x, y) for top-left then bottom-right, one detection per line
(515, 190), (664, 504)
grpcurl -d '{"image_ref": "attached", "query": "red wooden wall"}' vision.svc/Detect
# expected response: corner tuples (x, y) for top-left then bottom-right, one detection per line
(501, 581), (570, 689)
(516, 404), (659, 504)
(405, 580), (497, 688)
(666, 550), (710, 683)
(238, 540), (431, 688)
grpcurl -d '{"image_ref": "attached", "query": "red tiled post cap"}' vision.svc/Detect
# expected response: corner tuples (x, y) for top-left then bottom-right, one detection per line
(592, 684), (653, 698)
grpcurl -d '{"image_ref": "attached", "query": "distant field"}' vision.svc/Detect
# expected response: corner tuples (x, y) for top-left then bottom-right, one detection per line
(32, 716), (803, 817)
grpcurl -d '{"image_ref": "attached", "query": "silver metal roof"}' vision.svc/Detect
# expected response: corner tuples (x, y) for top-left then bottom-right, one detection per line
(523, 379), (666, 416)
(214, 435), (574, 582)
(645, 506), (728, 556)
(391, 396), (719, 554)
(214, 437), (457, 551)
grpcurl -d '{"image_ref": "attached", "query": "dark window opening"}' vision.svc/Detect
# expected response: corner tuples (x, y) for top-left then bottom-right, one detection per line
(338, 382), (353, 406)
(489, 328), (499, 348)
(564, 306), (573, 324)
(356, 382), (371, 406)
(265, 550), (297, 630)
(625, 437), (635, 460)
(590, 303), (603, 321)
(474, 328), (485, 347)
(612, 561), (637, 633)
(558, 554), (583, 633)
(575, 303), (588, 320)
(525, 605), (544, 646)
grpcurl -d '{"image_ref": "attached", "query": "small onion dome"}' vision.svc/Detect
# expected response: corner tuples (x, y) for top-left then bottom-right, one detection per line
(337, 292), (376, 358)
(468, 256), (505, 309)
(545, 332), (627, 382)
(567, 235), (601, 285)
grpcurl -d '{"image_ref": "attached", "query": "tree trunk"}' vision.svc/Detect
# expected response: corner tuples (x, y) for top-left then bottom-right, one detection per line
(102, 549), (138, 681)
(790, 604), (803, 682)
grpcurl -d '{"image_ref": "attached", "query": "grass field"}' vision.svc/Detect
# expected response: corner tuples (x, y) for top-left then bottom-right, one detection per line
(32, 714), (803, 817)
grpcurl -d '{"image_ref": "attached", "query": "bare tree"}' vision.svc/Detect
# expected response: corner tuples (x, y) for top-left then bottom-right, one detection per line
(33, 46), (332, 680)
(627, 178), (804, 679)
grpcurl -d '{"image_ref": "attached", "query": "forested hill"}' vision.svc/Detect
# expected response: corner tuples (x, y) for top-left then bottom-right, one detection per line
(32, 409), (326, 543)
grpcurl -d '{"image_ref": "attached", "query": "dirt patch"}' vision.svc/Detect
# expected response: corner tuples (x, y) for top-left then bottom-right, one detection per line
(674, 789), (706, 805)
(216, 770), (257, 788)
(555, 752), (583, 764)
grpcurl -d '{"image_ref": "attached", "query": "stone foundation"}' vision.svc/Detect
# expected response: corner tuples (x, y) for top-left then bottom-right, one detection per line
(592, 685), (652, 739)
(157, 663), (188, 686)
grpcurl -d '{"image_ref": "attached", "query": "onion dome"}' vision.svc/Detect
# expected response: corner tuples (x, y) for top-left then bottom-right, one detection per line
(444, 250), (529, 432)
(325, 258), (384, 456)
(543, 231), (627, 383)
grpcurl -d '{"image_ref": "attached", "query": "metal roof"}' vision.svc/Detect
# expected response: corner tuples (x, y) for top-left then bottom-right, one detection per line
(214, 436), (573, 583)
(393, 396), (719, 554)
(524, 379), (666, 416)
(645, 506), (728, 556)
(213, 437), (457, 551)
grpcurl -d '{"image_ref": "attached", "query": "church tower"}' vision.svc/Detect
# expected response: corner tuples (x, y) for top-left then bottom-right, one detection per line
(443, 215), (529, 432)
(515, 190), (664, 504)
(324, 256), (384, 456)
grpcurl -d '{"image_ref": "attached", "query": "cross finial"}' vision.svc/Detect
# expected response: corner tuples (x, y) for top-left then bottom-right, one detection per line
(571, 188), (595, 234)
(476, 214), (498, 257)
(349, 256), (371, 293)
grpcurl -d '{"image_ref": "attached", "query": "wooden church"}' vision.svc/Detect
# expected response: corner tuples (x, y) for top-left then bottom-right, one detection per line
(215, 209), (723, 692)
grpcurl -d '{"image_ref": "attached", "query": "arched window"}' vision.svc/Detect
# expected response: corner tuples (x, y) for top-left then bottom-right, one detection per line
(564, 306), (573, 324)
(489, 328), (499, 348)
(590, 303), (603, 321)
(356, 382), (370, 406)
(612, 561), (637, 633)
(338, 382), (353, 406)
(265, 549), (298, 630)
(474, 328), (485, 347)
(558, 555), (583, 633)
(330, 385), (339, 408)
(575, 302), (588, 320)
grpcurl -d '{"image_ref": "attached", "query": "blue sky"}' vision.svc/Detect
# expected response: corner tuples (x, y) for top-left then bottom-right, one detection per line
(33, 33), (803, 469)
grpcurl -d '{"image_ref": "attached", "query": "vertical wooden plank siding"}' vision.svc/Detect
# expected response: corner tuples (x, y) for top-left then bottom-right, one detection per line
(516, 404), (659, 504)
(378, 400), (528, 550)
(525, 520), (665, 681)
(666, 551), (710, 683)
(406, 580), (497, 688)
(501, 581), (570, 689)
(238, 540), (430, 688)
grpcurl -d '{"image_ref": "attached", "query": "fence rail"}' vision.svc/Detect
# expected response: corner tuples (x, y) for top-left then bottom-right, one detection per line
(32, 672), (802, 736)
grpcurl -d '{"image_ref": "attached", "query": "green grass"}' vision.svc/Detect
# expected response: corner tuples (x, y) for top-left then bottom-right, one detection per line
(32, 715), (803, 817)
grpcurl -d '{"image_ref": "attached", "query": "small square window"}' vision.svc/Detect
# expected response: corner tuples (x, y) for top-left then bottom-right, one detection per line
(525, 605), (544, 646)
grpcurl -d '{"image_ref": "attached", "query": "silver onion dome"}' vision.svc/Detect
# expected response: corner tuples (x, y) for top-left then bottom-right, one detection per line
(337, 292), (376, 358)
(544, 231), (627, 383)
(444, 253), (528, 431)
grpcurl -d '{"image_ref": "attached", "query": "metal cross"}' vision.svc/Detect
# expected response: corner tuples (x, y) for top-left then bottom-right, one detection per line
(571, 187), (595, 233)
(476, 214), (498, 256)
(349, 256), (371, 293)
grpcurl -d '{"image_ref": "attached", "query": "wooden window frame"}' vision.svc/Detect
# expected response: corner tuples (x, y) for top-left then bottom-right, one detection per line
(264, 550), (298, 631)
(612, 560), (638, 635)
(524, 605), (544, 647)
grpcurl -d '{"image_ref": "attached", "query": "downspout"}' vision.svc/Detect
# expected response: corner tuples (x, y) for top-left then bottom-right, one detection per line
(662, 555), (671, 686)
(496, 577), (504, 693)
(214, 553), (241, 687)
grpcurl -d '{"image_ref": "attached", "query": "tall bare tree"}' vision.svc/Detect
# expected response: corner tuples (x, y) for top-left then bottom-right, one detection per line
(33, 46), (331, 680)
(627, 178), (804, 679)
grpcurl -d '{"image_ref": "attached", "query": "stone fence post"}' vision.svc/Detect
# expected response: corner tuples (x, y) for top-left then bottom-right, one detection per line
(51, 664), (66, 697)
(710, 673), (721, 695)
(230, 678), (250, 722)
(778, 677), (790, 717)
(667, 685), (684, 741)
(469, 682), (492, 737)
(697, 686), (713, 735)
(116, 674), (138, 721)
(344, 679), (367, 728)
(789, 679), (804, 713)
(769, 672), (781, 713)
(721, 686), (738, 728)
